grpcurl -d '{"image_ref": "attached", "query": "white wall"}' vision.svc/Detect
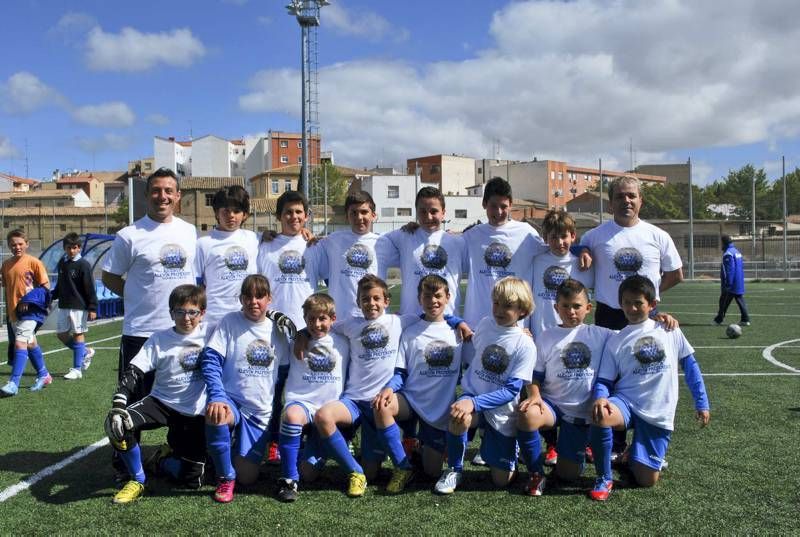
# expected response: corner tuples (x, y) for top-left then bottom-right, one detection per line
(244, 136), (266, 182)
(154, 137), (191, 177)
(0, 175), (12, 192)
(443, 195), (484, 231)
(488, 160), (549, 204)
(360, 175), (417, 233)
(440, 155), (476, 195)
(192, 136), (230, 177)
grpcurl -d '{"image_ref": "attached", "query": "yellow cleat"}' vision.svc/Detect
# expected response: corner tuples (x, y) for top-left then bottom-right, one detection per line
(386, 468), (414, 494)
(112, 480), (145, 504)
(346, 472), (367, 497)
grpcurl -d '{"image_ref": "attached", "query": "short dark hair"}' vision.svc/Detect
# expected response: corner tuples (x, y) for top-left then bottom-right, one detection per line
(146, 167), (180, 191)
(415, 186), (445, 210)
(275, 190), (308, 217)
(241, 274), (271, 298)
(556, 278), (589, 303)
(212, 185), (250, 215)
(357, 274), (390, 303)
(169, 284), (207, 310)
(417, 274), (449, 298)
(62, 232), (81, 249)
(483, 176), (512, 205)
(345, 190), (376, 213)
(541, 209), (576, 239)
(618, 275), (657, 305)
(721, 235), (733, 248)
(6, 229), (27, 243)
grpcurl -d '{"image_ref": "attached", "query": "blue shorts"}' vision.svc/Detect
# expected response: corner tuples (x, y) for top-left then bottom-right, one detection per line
(227, 400), (270, 465)
(541, 398), (590, 465)
(418, 420), (446, 454)
(479, 424), (519, 472)
(340, 397), (386, 463)
(609, 396), (671, 471)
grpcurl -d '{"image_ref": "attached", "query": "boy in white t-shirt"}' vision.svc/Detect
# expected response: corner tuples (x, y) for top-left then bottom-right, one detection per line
(589, 275), (710, 501)
(373, 275), (463, 494)
(104, 284), (209, 504)
(435, 277), (537, 495)
(200, 274), (290, 503)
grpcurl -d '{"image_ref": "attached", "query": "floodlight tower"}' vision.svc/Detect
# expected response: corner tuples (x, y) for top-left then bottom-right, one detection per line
(286, 0), (327, 203)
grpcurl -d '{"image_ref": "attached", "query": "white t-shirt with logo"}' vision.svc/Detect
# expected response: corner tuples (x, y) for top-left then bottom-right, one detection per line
(103, 215), (197, 337)
(461, 316), (537, 437)
(131, 324), (209, 416)
(195, 228), (259, 326)
(579, 220), (682, 309)
(598, 319), (693, 430)
(395, 319), (462, 430)
(257, 234), (313, 329)
(530, 252), (595, 338)
(462, 221), (548, 327)
(305, 230), (379, 319)
(534, 324), (611, 423)
(377, 228), (468, 316)
(205, 311), (290, 423)
(284, 332), (350, 416)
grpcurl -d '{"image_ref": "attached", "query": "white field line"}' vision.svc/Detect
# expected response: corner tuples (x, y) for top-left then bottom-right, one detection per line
(664, 311), (800, 318)
(763, 339), (800, 373)
(694, 345), (800, 349)
(692, 372), (800, 376)
(0, 334), (120, 366)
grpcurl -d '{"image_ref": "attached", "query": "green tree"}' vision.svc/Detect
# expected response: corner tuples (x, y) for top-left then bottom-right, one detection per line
(705, 164), (776, 219)
(768, 167), (800, 217)
(113, 194), (129, 226)
(309, 163), (349, 208)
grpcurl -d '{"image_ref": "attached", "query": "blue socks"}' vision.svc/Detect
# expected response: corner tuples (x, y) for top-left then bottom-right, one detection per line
(518, 429), (543, 474)
(206, 424), (235, 480)
(118, 443), (146, 484)
(28, 346), (47, 377)
(590, 425), (613, 481)
(379, 422), (411, 470)
(322, 429), (363, 474)
(72, 341), (86, 370)
(447, 431), (468, 472)
(279, 422), (303, 481)
(10, 348), (28, 385)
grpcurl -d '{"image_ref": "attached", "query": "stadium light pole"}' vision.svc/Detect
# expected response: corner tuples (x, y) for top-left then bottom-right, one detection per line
(782, 155), (788, 278)
(751, 170), (756, 258)
(688, 157), (694, 280)
(598, 158), (604, 223)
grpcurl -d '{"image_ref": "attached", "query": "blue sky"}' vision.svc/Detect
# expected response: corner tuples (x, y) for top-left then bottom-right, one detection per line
(2, 0), (799, 185)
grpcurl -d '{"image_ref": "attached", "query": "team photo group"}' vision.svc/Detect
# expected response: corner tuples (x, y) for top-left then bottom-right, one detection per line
(1, 166), (711, 506)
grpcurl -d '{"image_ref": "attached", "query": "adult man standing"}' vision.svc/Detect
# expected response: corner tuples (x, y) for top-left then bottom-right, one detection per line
(713, 235), (750, 326)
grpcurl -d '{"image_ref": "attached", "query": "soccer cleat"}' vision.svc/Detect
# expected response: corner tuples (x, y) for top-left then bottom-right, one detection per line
(434, 468), (463, 495)
(267, 441), (281, 465)
(63, 368), (83, 380)
(346, 472), (367, 497)
(82, 347), (96, 371)
(277, 478), (299, 502)
(589, 477), (614, 501)
(144, 443), (173, 476)
(386, 468), (415, 495)
(0, 381), (19, 397)
(740, 321), (751, 326)
(471, 451), (487, 466)
(112, 480), (145, 504)
(544, 445), (558, 466)
(214, 478), (236, 503)
(712, 319), (723, 326)
(30, 374), (53, 392)
(524, 473), (547, 497)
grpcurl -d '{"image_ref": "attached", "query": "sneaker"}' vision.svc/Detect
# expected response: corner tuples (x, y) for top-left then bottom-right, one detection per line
(82, 348), (95, 371)
(0, 381), (19, 397)
(471, 452), (487, 466)
(741, 321), (751, 326)
(63, 368), (83, 380)
(144, 443), (173, 476)
(267, 441), (281, 465)
(524, 473), (546, 497)
(386, 468), (415, 495)
(585, 446), (594, 463)
(660, 459), (669, 471)
(277, 478), (298, 502)
(214, 478), (236, 503)
(544, 445), (558, 466)
(589, 477), (614, 501)
(30, 374), (53, 392)
(712, 319), (723, 326)
(112, 480), (145, 504)
(434, 468), (462, 495)
(346, 472), (367, 498)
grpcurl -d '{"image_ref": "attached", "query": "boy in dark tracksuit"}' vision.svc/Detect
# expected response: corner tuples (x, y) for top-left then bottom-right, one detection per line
(54, 233), (98, 380)
(713, 235), (750, 326)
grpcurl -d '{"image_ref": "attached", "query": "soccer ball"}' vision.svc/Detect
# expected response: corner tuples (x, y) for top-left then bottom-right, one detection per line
(726, 323), (743, 339)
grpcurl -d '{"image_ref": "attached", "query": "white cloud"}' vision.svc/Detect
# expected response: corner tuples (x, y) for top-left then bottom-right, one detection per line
(72, 102), (135, 128)
(49, 11), (98, 43)
(324, 2), (409, 43)
(86, 27), (206, 72)
(0, 136), (21, 159)
(146, 113), (170, 126)
(257, 16), (272, 27)
(0, 72), (65, 115)
(75, 133), (133, 153)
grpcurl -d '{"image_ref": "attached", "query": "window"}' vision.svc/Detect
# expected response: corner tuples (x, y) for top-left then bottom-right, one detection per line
(298, 156), (302, 164)
(430, 164), (441, 174)
(284, 179), (292, 191)
(297, 141), (303, 148)
(3, 221), (8, 228)
(280, 140), (288, 148)
(558, 172), (563, 181)
(205, 193), (215, 207)
(397, 208), (412, 217)
(550, 171), (555, 180)
(201, 224), (208, 231)
(381, 207), (394, 217)
(60, 224), (67, 231)
(477, 167), (482, 174)
(144, 162), (152, 170)
(272, 179), (279, 194)
(387, 185), (399, 198)
(280, 155), (289, 164)
(57, 202), (64, 207)
(455, 209), (467, 218)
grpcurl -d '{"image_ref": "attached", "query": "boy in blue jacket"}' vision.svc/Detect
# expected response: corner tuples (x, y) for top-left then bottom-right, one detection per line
(713, 235), (750, 326)
(1, 286), (53, 395)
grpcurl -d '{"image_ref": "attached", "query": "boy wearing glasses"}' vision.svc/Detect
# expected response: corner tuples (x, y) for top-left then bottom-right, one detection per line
(104, 284), (209, 504)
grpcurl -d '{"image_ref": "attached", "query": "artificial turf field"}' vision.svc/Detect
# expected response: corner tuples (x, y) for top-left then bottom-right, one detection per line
(0, 281), (798, 535)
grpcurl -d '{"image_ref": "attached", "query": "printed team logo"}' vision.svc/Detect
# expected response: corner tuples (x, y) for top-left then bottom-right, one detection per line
(613, 247), (643, 274)
(345, 243), (373, 270)
(69, 268), (80, 279)
(543, 266), (570, 290)
(224, 246), (249, 271)
(633, 336), (666, 365)
(484, 242), (512, 268)
(245, 339), (275, 368)
(179, 345), (203, 372)
(481, 344), (510, 374)
(278, 250), (305, 274)
(306, 343), (336, 373)
(423, 340), (454, 368)
(160, 244), (188, 269)
(420, 245), (448, 270)
(560, 342), (591, 369)
(360, 322), (390, 350)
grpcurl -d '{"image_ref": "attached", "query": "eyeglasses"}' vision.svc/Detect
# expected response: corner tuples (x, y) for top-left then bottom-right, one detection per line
(171, 309), (202, 319)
